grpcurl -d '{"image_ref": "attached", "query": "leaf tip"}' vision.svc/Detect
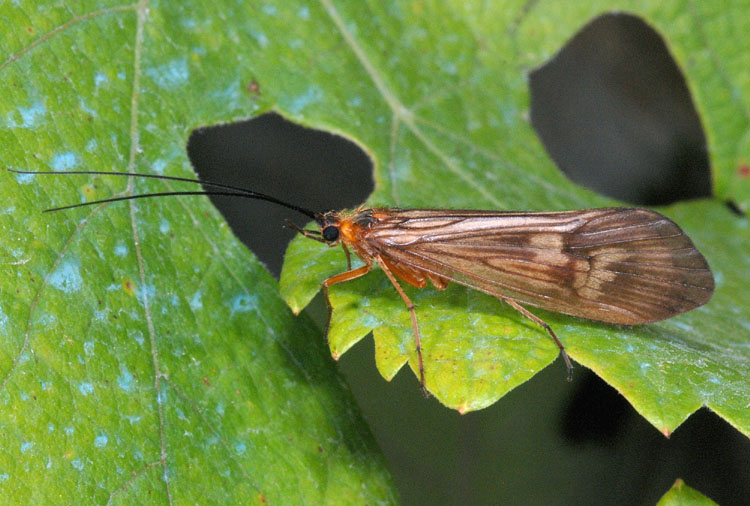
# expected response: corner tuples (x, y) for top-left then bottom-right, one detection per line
(661, 426), (672, 438)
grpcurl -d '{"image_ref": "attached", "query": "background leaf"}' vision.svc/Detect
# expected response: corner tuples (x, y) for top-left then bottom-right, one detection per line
(278, 0), (750, 435)
(656, 479), (719, 506)
(0, 0), (396, 503)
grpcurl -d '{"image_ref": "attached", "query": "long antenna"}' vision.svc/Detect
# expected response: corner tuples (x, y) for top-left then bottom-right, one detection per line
(7, 169), (318, 219)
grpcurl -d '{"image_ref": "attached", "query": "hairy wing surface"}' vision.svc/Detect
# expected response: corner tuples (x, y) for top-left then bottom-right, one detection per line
(366, 208), (714, 324)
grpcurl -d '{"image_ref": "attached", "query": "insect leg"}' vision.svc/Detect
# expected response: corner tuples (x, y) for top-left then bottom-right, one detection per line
(374, 255), (428, 397)
(341, 243), (352, 270)
(322, 263), (373, 352)
(499, 297), (574, 381)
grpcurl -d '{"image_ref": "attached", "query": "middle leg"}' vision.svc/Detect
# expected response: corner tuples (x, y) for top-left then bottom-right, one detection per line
(374, 255), (429, 397)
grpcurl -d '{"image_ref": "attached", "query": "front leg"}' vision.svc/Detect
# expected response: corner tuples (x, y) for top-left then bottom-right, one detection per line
(321, 263), (373, 354)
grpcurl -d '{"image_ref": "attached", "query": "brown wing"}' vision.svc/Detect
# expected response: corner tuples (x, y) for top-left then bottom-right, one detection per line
(365, 208), (714, 325)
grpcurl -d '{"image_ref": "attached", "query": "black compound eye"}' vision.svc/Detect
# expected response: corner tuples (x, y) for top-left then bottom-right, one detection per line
(322, 226), (339, 242)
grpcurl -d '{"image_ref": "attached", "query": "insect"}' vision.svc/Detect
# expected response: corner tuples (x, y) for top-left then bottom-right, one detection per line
(10, 169), (715, 395)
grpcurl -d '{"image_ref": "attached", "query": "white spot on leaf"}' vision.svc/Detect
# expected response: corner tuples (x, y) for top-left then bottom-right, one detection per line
(288, 86), (323, 114)
(145, 58), (189, 89)
(78, 382), (94, 396)
(49, 258), (82, 293)
(190, 290), (203, 311)
(94, 434), (108, 448)
(12, 101), (46, 128)
(94, 72), (109, 88)
(114, 242), (128, 257)
(50, 152), (79, 172)
(118, 365), (134, 392)
(230, 294), (258, 315)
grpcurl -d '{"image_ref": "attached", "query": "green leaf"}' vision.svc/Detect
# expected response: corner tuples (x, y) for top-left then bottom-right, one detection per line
(279, 1), (750, 435)
(0, 1), (396, 503)
(656, 479), (718, 506)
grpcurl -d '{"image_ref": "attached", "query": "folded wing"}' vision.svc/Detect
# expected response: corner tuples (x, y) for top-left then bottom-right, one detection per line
(366, 208), (714, 324)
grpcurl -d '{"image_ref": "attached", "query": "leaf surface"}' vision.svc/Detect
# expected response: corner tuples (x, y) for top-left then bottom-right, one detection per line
(656, 479), (719, 506)
(0, 0), (396, 502)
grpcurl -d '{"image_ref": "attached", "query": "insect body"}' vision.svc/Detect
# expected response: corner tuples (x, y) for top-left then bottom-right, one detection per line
(295, 206), (714, 393)
(10, 169), (715, 395)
